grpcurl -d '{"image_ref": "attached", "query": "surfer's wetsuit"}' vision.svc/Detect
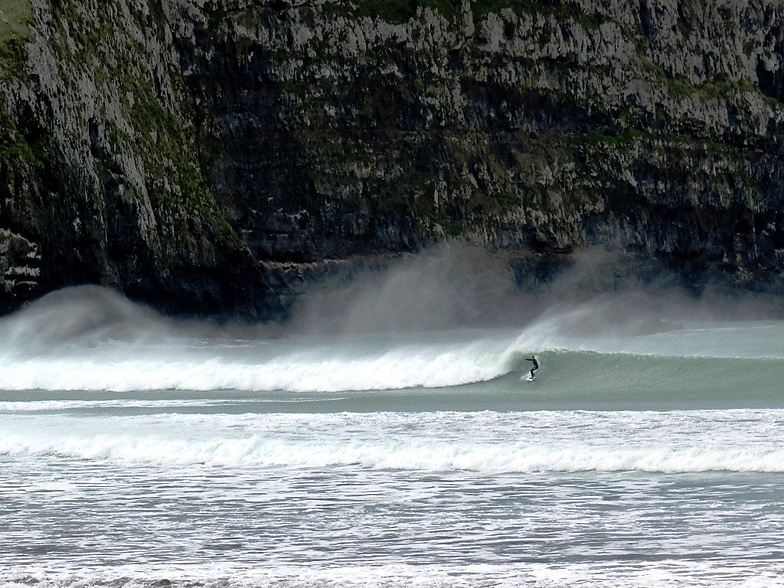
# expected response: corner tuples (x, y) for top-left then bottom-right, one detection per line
(526, 356), (539, 379)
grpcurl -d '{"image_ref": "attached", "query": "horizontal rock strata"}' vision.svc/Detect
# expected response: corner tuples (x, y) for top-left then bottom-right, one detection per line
(0, 0), (783, 318)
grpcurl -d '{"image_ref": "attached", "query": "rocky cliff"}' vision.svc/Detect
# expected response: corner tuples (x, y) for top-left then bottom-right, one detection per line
(1, 0), (783, 320)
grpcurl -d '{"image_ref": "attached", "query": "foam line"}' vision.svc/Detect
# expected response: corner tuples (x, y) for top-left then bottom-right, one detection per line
(2, 428), (782, 473)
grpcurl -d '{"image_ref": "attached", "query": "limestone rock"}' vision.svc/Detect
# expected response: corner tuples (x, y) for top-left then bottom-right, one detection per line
(0, 0), (783, 318)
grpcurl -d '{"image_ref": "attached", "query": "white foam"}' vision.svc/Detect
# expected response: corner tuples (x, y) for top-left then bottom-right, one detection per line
(3, 560), (784, 588)
(3, 409), (783, 473)
(0, 323), (524, 392)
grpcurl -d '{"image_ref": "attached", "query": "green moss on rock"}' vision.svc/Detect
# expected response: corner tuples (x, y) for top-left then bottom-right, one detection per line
(0, 0), (32, 80)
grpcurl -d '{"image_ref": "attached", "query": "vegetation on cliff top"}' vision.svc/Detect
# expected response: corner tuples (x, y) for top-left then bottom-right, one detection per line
(0, 0), (32, 81)
(0, 0), (31, 46)
(0, 1), (40, 178)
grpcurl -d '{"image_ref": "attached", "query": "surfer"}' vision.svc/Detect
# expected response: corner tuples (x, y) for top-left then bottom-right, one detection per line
(526, 355), (539, 380)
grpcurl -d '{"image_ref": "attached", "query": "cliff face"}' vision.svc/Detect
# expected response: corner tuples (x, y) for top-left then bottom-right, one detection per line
(1, 0), (784, 319)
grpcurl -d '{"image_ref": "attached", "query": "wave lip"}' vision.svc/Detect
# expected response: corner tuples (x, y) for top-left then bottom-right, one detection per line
(0, 345), (513, 393)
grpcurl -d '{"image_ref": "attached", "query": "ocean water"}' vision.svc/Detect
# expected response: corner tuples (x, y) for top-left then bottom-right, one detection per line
(1, 285), (784, 587)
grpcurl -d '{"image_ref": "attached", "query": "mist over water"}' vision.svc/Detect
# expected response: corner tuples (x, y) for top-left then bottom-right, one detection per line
(3, 242), (781, 347)
(288, 243), (784, 337)
(287, 242), (531, 334)
(0, 243), (783, 396)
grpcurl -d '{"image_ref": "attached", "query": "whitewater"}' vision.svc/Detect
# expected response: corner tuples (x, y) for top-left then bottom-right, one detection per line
(1, 278), (784, 587)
